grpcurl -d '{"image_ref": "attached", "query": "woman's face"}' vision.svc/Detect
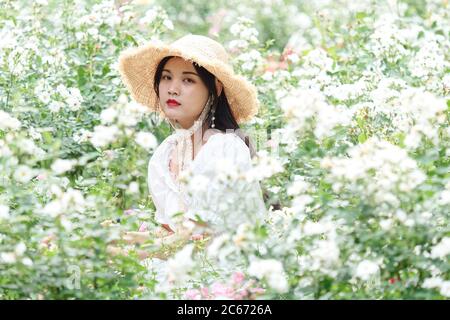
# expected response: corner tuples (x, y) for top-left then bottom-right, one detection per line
(158, 57), (210, 129)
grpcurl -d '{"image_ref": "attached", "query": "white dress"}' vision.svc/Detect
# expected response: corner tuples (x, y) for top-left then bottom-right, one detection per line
(142, 131), (266, 294)
(147, 131), (267, 233)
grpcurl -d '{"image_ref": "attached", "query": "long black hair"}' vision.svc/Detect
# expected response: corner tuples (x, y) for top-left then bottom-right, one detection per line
(153, 56), (255, 157)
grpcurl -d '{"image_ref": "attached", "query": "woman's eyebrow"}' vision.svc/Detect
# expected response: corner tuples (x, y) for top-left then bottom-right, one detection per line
(162, 69), (199, 77)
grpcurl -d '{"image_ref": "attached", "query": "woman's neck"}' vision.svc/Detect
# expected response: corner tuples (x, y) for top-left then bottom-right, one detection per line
(191, 122), (210, 159)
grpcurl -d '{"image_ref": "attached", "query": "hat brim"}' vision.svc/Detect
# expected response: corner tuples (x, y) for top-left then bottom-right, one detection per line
(118, 40), (259, 124)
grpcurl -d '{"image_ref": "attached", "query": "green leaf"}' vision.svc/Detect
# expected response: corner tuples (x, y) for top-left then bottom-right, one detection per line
(355, 12), (367, 20)
(77, 66), (86, 87)
(358, 132), (367, 143)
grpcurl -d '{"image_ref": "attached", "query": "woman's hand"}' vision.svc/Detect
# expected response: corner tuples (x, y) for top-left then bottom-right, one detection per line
(122, 231), (149, 245)
(106, 222), (208, 260)
(121, 225), (175, 245)
(106, 244), (171, 260)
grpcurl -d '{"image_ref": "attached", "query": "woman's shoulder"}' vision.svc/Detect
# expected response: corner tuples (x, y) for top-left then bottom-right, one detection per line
(203, 129), (248, 150)
(196, 129), (251, 165)
(148, 134), (173, 167)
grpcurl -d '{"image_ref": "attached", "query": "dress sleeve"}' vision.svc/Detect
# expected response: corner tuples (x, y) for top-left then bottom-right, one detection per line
(184, 133), (266, 232)
(147, 137), (184, 232)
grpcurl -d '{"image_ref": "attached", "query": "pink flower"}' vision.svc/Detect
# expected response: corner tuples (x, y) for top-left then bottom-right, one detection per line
(190, 234), (204, 241)
(232, 271), (245, 285)
(185, 289), (201, 300)
(200, 287), (210, 299)
(124, 209), (136, 216)
(211, 282), (234, 298)
(233, 289), (248, 300)
(138, 222), (148, 232)
(36, 173), (47, 180)
(104, 150), (115, 160)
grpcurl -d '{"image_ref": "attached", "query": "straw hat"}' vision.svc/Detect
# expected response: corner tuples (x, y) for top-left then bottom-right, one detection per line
(118, 34), (259, 124)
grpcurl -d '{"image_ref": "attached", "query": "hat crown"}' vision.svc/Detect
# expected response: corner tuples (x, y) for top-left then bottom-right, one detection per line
(171, 34), (230, 65)
(118, 34), (259, 123)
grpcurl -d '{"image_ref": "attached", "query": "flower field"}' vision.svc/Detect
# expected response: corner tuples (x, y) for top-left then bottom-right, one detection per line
(0, 0), (449, 299)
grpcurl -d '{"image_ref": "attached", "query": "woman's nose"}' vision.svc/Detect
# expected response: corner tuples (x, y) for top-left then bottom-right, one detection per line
(168, 82), (180, 96)
(168, 88), (179, 96)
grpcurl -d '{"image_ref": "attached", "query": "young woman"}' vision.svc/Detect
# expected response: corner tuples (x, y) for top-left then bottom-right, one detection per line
(115, 34), (266, 259)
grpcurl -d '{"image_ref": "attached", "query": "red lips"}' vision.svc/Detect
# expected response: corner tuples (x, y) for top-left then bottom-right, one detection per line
(166, 99), (181, 107)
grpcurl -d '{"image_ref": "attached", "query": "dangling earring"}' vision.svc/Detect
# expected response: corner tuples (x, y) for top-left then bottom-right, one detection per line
(210, 100), (216, 129)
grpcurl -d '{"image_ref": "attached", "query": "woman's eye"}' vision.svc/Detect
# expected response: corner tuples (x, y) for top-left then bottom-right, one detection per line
(161, 75), (193, 83)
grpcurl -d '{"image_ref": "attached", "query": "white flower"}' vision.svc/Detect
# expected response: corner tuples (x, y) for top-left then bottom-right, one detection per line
(75, 32), (85, 41)
(303, 48), (334, 73)
(13, 165), (34, 183)
(291, 194), (314, 214)
(127, 181), (139, 194)
(303, 221), (331, 236)
(139, 8), (158, 25)
(367, 14), (409, 63)
(236, 49), (262, 71)
(49, 184), (63, 197)
(437, 189), (450, 206)
(280, 88), (352, 140)
(422, 278), (450, 297)
(117, 101), (146, 127)
(247, 150), (284, 181)
(188, 174), (210, 193)
(56, 85), (83, 111)
(248, 259), (288, 293)
(287, 176), (310, 196)
(17, 138), (38, 156)
(286, 52), (300, 64)
(41, 200), (63, 217)
(439, 281), (450, 298)
(163, 19), (174, 30)
(167, 244), (195, 283)
(379, 219), (393, 231)
(310, 239), (340, 267)
(248, 258), (282, 279)
(51, 159), (77, 175)
(0, 205), (10, 220)
(48, 101), (63, 113)
(0, 140), (12, 157)
(322, 137), (426, 205)
(76, 0), (123, 27)
(100, 107), (118, 124)
(228, 39), (248, 51)
(135, 131), (157, 150)
(368, 84), (446, 150)
(423, 277), (443, 289)
(207, 234), (230, 258)
(73, 129), (93, 144)
(408, 40), (447, 79)
(15, 242), (26, 256)
(87, 27), (98, 37)
(22, 257), (33, 267)
(60, 217), (73, 231)
(0, 110), (21, 131)
(324, 80), (367, 101)
(268, 272), (289, 293)
(1, 252), (16, 264)
(229, 18), (259, 45)
(66, 88), (83, 111)
(60, 188), (86, 210)
(90, 125), (120, 148)
(430, 237), (450, 259)
(355, 260), (380, 281)
(28, 127), (42, 141)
